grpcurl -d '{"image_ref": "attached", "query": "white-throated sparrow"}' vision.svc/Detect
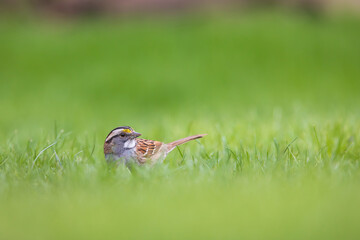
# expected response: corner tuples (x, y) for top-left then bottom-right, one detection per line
(104, 126), (206, 165)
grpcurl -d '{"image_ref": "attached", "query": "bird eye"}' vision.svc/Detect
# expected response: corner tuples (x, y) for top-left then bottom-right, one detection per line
(120, 133), (126, 137)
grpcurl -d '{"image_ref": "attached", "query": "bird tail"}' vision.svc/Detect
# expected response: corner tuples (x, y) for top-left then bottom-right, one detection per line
(167, 134), (207, 153)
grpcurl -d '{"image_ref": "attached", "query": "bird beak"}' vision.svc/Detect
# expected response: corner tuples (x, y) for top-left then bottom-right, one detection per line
(132, 132), (141, 138)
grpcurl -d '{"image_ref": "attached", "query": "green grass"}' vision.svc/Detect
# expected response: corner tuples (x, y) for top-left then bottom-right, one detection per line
(0, 11), (360, 239)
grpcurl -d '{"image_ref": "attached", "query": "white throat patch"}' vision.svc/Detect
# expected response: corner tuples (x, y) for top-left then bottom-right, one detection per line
(124, 139), (136, 149)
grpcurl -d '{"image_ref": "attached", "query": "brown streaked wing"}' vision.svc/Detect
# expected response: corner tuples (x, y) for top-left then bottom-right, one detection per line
(136, 138), (164, 163)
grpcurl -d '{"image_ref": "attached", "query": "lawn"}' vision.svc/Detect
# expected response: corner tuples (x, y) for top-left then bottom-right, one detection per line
(0, 11), (360, 239)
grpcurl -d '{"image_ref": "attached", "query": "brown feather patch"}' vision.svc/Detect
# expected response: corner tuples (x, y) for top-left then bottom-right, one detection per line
(136, 138), (164, 163)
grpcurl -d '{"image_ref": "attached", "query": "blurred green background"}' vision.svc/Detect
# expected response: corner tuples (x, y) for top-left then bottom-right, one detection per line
(1, 2), (360, 239)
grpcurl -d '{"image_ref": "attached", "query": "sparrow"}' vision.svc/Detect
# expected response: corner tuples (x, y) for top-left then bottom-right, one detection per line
(104, 126), (206, 165)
